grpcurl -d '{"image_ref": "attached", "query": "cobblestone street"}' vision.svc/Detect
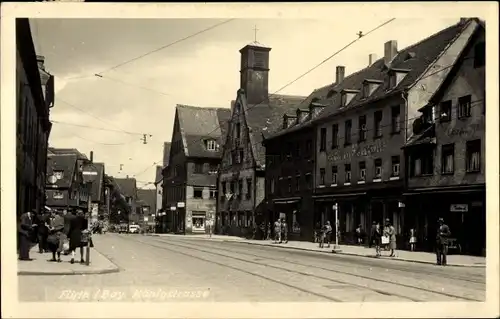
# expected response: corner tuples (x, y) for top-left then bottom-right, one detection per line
(18, 233), (486, 302)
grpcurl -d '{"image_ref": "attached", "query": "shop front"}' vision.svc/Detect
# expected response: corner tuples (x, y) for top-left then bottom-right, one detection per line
(403, 185), (485, 256)
(271, 197), (305, 241)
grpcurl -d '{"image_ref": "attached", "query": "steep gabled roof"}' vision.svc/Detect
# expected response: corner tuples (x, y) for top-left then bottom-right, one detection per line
(267, 18), (475, 140)
(137, 189), (157, 210)
(239, 93), (306, 168)
(87, 162), (105, 202)
(46, 154), (78, 188)
(176, 104), (231, 159)
(48, 147), (88, 160)
(114, 178), (137, 199)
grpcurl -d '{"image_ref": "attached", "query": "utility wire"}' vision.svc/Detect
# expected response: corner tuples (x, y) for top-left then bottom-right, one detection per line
(129, 18), (397, 179)
(94, 74), (173, 97)
(97, 19), (235, 75)
(71, 133), (141, 146)
(51, 120), (146, 135)
(57, 97), (135, 135)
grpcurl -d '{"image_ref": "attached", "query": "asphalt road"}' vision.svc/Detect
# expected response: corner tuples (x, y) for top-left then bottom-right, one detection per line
(18, 233), (486, 302)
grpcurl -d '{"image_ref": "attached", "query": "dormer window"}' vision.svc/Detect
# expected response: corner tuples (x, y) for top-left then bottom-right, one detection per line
(362, 79), (383, 98)
(205, 139), (218, 151)
(53, 170), (64, 180)
(287, 115), (296, 128)
(296, 109), (309, 123)
(309, 102), (325, 118)
(389, 68), (410, 89)
(340, 89), (359, 107)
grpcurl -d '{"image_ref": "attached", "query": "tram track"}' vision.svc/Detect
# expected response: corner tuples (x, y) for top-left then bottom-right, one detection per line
(123, 235), (483, 302)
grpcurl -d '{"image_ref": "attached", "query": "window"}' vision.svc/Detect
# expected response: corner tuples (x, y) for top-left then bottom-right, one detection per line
(295, 174), (300, 191)
(391, 156), (400, 177)
(270, 178), (275, 194)
(331, 166), (338, 185)
(206, 139), (217, 151)
(53, 191), (64, 199)
(238, 148), (244, 163)
(439, 100), (452, 122)
(194, 163), (204, 174)
(287, 177), (292, 193)
(374, 110), (383, 137)
(474, 41), (485, 68)
(458, 95), (472, 118)
(362, 83), (370, 98)
(305, 140), (313, 157)
(391, 106), (401, 133)
(466, 139), (481, 172)
(345, 164), (351, 184)
(305, 173), (312, 189)
(319, 128), (327, 151)
(222, 181), (227, 195)
(441, 144), (455, 174)
(374, 158), (382, 180)
(359, 161), (366, 182)
(238, 179), (243, 199)
(53, 170), (64, 180)
(193, 188), (203, 199)
(246, 178), (252, 199)
(344, 120), (352, 145)
(209, 190), (217, 199)
(319, 168), (326, 186)
(331, 124), (339, 149)
(358, 116), (367, 141)
(230, 181), (235, 193)
(209, 164), (218, 175)
(236, 123), (241, 139)
(412, 150), (433, 176)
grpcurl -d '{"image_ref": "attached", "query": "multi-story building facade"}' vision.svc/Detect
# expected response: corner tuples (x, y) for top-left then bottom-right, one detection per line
(163, 104), (230, 234)
(403, 21), (485, 255)
(45, 149), (91, 211)
(271, 18), (480, 247)
(137, 188), (157, 230)
(217, 41), (304, 237)
(114, 177), (138, 223)
(16, 19), (55, 217)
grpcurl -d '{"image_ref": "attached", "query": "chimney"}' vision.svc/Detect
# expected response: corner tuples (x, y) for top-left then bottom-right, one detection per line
(384, 40), (398, 65)
(36, 55), (45, 70)
(335, 66), (345, 84)
(126, 175), (129, 179)
(369, 54), (377, 66)
(89, 151), (94, 163)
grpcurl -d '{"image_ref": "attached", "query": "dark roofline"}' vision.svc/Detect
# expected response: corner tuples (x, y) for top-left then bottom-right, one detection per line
(177, 104), (229, 112)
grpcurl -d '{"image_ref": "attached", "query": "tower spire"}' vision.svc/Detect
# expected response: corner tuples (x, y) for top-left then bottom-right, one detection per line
(253, 25), (259, 42)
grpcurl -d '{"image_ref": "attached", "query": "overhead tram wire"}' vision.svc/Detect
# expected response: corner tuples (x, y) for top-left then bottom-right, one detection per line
(128, 18), (397, 178)
(64, 19), (235, 82)
(93, 74), (173, 97)
(51, 120), (146, 135)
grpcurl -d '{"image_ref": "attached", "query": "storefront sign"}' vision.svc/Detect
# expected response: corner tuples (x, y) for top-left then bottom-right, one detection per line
(170, 206), (176, 211)
(327, 140), (387, 162)
(447, 124), (480, 138)
(177, 202), (185, 208)
(450, 204), (468, 212)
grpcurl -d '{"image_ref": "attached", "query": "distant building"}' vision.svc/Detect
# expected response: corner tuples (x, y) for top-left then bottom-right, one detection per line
(137, 188), (157, 229)
(45, 150), (90, 211)
(217, 41), (305, 237)
(16, 18), (54, 216)
(163, 104), (230, 234)
(114, 177), (138, 223)
(403, 20), (485, 255)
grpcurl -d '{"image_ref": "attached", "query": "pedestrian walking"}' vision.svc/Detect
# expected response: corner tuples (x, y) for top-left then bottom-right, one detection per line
(68, 210), (88, 264)
(322, 221), (332, 248)
(47, 211), (65, 262)
(384, 218), (397, 257)
(18, 211), (36, 261)
(37, 210), (50, 253)
(273, 218), (281, 243)
(281, 218), (288, 244)
(355, 224), (364, 245)
(371, 221), (382, 257)
(369, 221), (377, 248)
(266, 222), (271, 240)
(436, 218), (451, 266)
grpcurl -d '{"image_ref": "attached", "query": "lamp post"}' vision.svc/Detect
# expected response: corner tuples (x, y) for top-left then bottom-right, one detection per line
(332, 203), (342, 253)
(82, 151), (95, 266)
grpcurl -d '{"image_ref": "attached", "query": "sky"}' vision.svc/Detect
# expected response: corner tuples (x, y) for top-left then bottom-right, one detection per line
(31, 17), (459, 189)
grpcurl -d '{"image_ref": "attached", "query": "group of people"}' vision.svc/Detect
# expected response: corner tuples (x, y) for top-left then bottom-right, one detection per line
(271, 218), (288, 244)
(17, 208), (92, 264)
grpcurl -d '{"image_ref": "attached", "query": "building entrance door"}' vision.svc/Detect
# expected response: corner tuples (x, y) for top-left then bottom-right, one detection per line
(192, 211), (206, 233)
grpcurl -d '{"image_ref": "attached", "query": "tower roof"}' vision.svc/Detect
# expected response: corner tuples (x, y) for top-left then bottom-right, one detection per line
(239, 41), (271, 53)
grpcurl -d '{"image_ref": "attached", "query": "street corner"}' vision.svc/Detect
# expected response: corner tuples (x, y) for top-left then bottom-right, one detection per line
(17, 248), (120, 276)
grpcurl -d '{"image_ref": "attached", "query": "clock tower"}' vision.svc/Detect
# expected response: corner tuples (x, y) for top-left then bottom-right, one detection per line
(239, 41), (271, 105)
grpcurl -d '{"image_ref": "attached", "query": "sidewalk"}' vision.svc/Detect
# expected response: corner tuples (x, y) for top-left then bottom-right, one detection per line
(150, 233), (486, 268)
(17, 237), (120, 276)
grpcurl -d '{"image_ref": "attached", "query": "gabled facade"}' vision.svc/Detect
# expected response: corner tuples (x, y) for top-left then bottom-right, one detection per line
(45, 152), (89, 211)
(163, 104), (230, 234)
(217, 41), (305, 237)
(403, 22), (485, 255)
(137, 188), (157, 229)
(114, 176), (138, 223)
(308, 18), (482, 247)
(16, 19), (54, 217)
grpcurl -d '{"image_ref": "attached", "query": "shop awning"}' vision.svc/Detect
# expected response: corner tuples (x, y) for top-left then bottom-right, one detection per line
(403, 185), (484, 195)
(313, 192), (366, 201)
(273, 197), (301, 204)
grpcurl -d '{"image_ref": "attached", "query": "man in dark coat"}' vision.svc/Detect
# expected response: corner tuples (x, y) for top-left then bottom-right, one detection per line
(436, 218), (451, 266)
(18, 211), (35, 260)
(37, 210), (50, 253)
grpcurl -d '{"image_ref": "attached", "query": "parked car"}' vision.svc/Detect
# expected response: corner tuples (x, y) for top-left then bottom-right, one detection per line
(118, 223), (128, 234)
(129, 224), (140, 234)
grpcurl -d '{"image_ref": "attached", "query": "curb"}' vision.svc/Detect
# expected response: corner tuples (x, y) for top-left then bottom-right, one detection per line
(17, 267), (120, 276)
(164, 236), (484, 268)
